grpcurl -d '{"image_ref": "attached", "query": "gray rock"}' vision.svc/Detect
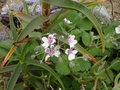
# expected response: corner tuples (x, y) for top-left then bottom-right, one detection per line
(93, 6), (112, 24)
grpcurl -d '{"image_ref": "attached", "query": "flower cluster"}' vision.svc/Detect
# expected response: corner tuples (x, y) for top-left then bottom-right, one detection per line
(41, 34), (78, 61)
(115, 25), (120, 34)
(41, 34), (60, 61)
(65, 35), (78, 60)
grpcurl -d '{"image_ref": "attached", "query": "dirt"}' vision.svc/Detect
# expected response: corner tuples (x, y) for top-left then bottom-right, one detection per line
(104, 0), (120, 22)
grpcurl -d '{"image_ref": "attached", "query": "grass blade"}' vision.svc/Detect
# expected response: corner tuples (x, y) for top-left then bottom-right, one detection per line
(7, 63), (22, 90)
(27, 60), (65, 90)
(16, 15), (45, 41)
(0, 65), (17, 74)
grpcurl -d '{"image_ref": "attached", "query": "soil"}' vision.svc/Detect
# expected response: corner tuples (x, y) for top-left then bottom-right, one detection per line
(104, 0), (120, 22)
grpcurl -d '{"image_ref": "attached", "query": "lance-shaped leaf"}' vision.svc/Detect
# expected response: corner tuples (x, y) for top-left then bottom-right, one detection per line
(7, 63), (22, 90)
(0, 15), (46, 70)
(16, 14), (46, 41)
(0, 65), (17, 74)
(11, 11), (34, 22)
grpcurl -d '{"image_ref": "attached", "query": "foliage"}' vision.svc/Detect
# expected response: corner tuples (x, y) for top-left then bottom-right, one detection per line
(0, 0), (120, 90)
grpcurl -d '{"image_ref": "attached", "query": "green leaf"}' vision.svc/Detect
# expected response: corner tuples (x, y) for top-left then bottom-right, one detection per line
(7, 63), (22, 90)
(16, 15), (45, 41)
(72, 80), (80, 90)
(82, 32), (91, 46)
(104, 22), (120, 35)
(111, 58), (120, 72)
(78, 18), (93, 30)
(69, 60), (81, 72)
(79, 60), (91, 71)
(88, 47), (102, 56)
(14, 83), (24, 90)
(27, 76), (44, 89)
(12, 11), (34, 22)
(29, 32), (42, 38)
(9, 13), (17, 40)
(0, 48), (8, 56)
(55, 55), (70, 75)
(0, 65), (17, 74)
(56, 61), (70, 75)
(44, 10), (73, 33)
(70, 29), (82, 41)
(42, 0), (105, 52)
(0, 40), (13, 50)
(61, 77), (72, 89)
(103, 70), (114, 84)
(26, 60), (65, 90)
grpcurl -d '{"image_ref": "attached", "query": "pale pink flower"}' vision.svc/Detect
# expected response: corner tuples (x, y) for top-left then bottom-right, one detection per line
(45, 45), (60, 61)
(42, 34), (56, 48)
(115, 25), (120, 34)
(64, 18), (72, 24)
(65, 48), (78, 60)
(67, 35), (77, 48)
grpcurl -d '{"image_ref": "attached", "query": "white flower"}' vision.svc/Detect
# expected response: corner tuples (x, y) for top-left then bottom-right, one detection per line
(115, 25), (120, 34)
(42, 34), (56, 48)
(65, 48), (78, 60)
(67, 35), (77, 48)
(64, 18), (72, 24)
(45, 45), (60, 61)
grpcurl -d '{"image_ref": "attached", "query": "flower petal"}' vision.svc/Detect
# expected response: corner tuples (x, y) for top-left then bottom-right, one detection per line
(68, 54), (75, 60)
(42, 42), (49, 48)
(65, 49), (69, 55)
(54, 51), (60, 57)
(72, 50), (78, 54)
(115, 26), (120, 34)
(45, 55), (50, 61)
(42, 37), (48, 42)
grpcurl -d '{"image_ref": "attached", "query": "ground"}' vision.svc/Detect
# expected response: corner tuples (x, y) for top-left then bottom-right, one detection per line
(104, 0), (120, 22)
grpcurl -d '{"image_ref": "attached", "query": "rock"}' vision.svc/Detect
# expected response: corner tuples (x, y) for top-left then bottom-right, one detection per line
(93, 6), (112, 24)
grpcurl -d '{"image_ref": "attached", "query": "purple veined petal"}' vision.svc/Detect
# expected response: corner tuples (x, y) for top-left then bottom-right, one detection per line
(54, 50), (60, 57)
(67, 35), (77, 47)
(65, 49), (70, 55)
(42, 37), (48, 42)
(68, 54), (75, 60)
(45, 48), (50, 53)
(48, 34), (56, 45)
(72, 50), (78, 54)
(70, 41), (77, 48)
(69, 43), (75, 48)
(42, 42), (49, 48)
